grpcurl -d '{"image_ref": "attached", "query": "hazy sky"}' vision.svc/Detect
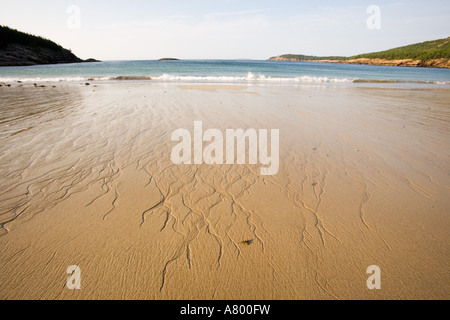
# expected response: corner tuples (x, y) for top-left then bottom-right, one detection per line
(1, 0), (449, 60)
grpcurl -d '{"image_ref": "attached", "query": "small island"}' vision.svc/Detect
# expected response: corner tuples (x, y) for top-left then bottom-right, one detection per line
(159, 58), (180, 61)
(84, 58), (101, 63)
(0, 26), (99, 66)
(269, 37), (450, 69)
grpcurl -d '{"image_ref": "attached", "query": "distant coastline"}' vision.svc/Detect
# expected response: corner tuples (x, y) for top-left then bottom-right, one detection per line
(270, 56), (450, 69)
(269, 37), (450, 69)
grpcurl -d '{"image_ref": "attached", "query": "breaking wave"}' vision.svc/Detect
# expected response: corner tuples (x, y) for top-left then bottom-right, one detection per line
(1, 72), (449, 85)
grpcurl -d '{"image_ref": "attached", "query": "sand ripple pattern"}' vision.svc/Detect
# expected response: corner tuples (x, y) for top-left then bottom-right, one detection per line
(0, 83), (449, 299)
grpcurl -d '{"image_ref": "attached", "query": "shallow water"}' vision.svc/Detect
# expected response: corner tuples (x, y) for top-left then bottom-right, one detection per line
(0, 60), (450, 84)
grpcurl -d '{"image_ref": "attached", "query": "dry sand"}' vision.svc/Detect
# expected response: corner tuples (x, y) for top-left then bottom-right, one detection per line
(0, 82), (449, 300)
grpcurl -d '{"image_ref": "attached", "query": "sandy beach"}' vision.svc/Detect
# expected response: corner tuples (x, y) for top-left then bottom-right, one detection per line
(0, 82), (449, 300)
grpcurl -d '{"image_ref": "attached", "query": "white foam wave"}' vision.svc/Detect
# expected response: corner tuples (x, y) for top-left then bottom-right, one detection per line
(0, 73), (353, 84)
(153, 72), (353, 83)
(1, 73), (448, 85)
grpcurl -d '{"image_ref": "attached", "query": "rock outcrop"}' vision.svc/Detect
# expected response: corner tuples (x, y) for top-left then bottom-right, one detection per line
(0, 43), (84, 66)
(269, 56), (450, 69)
(0, 26), (98, 66)
(316, 58), (450, 69)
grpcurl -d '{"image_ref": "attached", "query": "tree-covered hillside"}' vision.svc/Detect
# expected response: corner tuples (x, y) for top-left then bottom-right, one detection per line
(350, 37), (450, 61)
(0, 26), (63, 51)
(0, 26), (98, 66)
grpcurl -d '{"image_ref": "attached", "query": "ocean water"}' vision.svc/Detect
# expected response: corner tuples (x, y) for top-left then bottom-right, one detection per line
(0, 60), (449, 85)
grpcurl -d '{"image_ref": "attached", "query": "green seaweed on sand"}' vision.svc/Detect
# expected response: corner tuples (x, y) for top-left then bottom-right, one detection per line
(241, 240), (254, 246)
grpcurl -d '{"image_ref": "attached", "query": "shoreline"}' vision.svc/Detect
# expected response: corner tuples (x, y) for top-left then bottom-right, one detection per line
(1, 59), (449, 87)
(269, 57), (450, 69)
(1, 78), (449, 88)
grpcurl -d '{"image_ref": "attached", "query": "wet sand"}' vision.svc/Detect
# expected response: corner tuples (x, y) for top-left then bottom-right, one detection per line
(0, 82), (449, 300)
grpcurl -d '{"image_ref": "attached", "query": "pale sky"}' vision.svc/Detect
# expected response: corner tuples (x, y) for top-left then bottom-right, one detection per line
(1, 0), (449, 60)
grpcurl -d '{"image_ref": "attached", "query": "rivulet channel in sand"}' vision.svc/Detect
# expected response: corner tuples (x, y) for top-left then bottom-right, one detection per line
(0, 83), (449, 299)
